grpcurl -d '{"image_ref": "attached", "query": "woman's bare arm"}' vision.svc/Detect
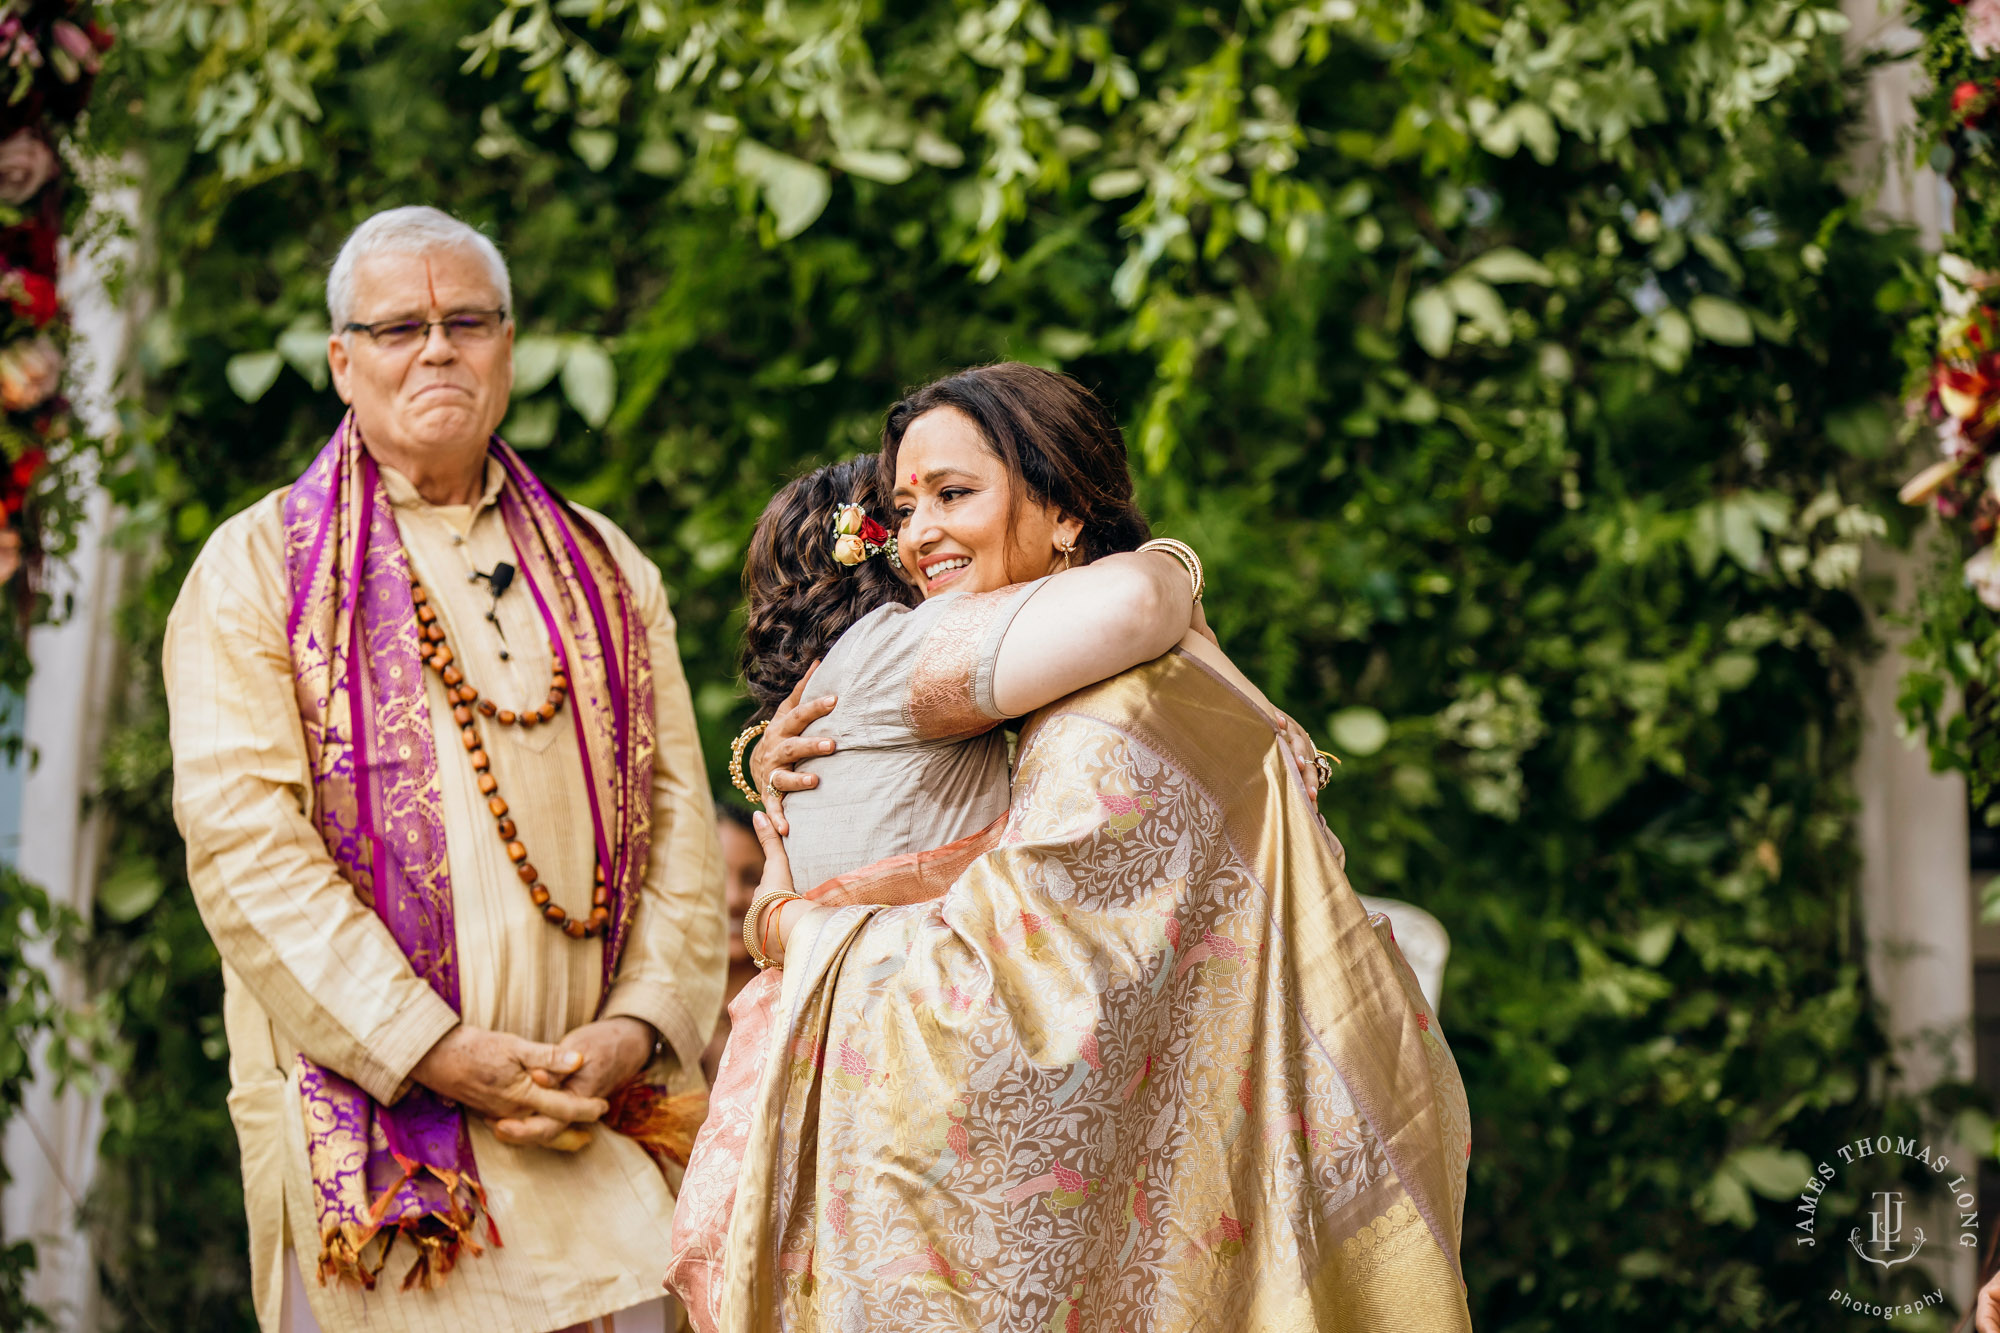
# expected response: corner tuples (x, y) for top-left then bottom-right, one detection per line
(988, 550), (1196, 717)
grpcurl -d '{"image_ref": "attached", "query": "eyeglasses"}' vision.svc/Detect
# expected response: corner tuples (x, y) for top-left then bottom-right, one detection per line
(343, 308), (509, 351)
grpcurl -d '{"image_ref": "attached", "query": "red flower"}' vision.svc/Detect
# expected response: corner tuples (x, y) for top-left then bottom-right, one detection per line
(859, 515), (889, 545)
(7, 271), (55, 327)
(1955, 80), (2000, 125)
(3, 447), (43, 518)
(1937, 363), (1993, 420)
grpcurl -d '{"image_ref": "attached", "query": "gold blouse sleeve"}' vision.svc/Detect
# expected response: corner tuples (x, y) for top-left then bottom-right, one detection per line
(902, 580), (1047, 740)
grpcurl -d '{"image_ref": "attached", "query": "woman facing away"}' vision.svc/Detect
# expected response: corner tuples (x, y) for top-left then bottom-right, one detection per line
(668, 364), (1473, 1332)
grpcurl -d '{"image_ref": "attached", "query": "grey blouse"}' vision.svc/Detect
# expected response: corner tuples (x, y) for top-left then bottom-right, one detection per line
(778, 579), (1047, 894)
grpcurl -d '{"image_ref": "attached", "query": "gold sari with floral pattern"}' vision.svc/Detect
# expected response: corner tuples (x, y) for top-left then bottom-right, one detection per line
(681, 649), (1472, 1331)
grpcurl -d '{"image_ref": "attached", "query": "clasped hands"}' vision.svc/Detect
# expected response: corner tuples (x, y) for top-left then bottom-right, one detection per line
(409, 1015), (656, 1153)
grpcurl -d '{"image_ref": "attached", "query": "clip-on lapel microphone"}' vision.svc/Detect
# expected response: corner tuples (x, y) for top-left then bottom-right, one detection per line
(470, 560), (517, 659)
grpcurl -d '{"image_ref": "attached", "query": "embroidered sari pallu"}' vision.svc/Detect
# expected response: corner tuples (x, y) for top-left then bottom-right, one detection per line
(688, 651), (1473, 1332)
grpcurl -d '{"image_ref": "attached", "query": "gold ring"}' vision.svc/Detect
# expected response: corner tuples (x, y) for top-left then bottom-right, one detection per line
(729, 720), (769, 806)
(1312, 749), (1339, 789)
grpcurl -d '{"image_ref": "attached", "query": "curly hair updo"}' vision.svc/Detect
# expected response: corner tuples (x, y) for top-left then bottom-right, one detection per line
(740, 455), (915, 718)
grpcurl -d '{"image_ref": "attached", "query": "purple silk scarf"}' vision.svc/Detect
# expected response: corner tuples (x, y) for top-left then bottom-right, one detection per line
(282, 415), (656, 1290)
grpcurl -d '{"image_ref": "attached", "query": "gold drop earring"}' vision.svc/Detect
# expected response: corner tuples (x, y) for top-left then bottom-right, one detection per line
(1056, 536), (1076, 570)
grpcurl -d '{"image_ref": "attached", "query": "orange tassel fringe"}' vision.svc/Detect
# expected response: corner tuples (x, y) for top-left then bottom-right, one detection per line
(316, 1159), (498, 1293)
(316, 1085), (701, 1292)
(606, 1082), (709, 1170)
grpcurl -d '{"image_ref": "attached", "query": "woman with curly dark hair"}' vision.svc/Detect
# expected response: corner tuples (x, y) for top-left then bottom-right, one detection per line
(670, 364), (1471, 1333)
(736, 454), (917, 720)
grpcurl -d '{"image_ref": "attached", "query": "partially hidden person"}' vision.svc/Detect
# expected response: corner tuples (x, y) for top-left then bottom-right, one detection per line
(701, 805), (765, 1085)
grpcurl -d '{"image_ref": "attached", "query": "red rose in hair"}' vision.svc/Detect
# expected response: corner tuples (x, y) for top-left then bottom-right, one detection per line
(859, 515), (889, 545)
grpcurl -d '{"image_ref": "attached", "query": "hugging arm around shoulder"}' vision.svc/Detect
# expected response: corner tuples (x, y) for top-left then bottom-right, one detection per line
(987, 549), (1196, 717)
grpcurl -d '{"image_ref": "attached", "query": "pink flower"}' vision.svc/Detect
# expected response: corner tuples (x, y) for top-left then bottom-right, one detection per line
(0, 131), (57, 206)
(50, 21), (99, 74)
(3, 28), (39, 72)
(0, 337), (60, 411)
(1971, 0), (2000, 58)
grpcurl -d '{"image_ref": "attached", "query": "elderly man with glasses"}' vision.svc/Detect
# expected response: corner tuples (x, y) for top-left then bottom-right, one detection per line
(164, 206), (725, 1333)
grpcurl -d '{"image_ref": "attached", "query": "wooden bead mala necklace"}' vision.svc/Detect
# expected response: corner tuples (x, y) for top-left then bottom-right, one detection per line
(411, 577), (611, 939)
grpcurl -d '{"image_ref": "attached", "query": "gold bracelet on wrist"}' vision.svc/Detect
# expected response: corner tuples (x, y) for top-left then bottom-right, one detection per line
(745, 887), (805, 969)
(1137, 537), (1204, 603)
(729, 720), (769, 806)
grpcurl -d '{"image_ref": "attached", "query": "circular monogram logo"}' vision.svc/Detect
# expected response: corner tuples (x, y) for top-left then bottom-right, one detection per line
(1794, 1134), (1980, 1320)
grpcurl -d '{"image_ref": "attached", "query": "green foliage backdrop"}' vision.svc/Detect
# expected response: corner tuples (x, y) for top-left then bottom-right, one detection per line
(80, 0), (1939, 1326)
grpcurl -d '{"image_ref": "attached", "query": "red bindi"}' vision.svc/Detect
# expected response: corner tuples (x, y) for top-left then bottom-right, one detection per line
(910, 472), (917, 483)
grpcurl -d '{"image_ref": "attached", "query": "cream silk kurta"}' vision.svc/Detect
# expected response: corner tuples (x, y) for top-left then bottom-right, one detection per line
(164, 457), (726, 1333)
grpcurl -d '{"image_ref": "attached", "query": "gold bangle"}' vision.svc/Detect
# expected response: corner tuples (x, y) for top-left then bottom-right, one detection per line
(729, 720), (769, 806)
(1137, 537), (1204, 603)
(745, 887), (805, 969)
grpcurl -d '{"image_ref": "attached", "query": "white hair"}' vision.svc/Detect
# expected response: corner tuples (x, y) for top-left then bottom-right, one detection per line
(326, 206), (512, 329)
